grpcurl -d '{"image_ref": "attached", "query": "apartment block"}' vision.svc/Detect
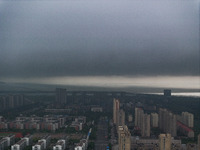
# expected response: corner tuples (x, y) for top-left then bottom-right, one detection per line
(118, 125), (131, 150)
(113, 99), (120, 125)
(150, 113), (158, 128)
(11, 135), (32, 150)
(135, 107), (150, 137)
(159, 134), (172, 150)
(159, 108), (177, 137)
(0, 135), (15, 150)
(32, 135), (51, 150)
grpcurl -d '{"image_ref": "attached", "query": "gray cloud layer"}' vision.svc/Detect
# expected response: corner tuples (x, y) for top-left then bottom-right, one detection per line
(0, 0), (199, 78)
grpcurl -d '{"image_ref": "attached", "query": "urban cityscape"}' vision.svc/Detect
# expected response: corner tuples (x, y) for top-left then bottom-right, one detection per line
(0, 88), (200, 150)
(0, 0), (199, 150)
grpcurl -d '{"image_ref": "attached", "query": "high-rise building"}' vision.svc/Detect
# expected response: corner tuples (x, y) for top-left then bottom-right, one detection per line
(159, 134), (172, 150)
(113, 99), (120, 125)
(56, 88), (67, 104)
(141, 113), (150, 137)
(151, 113), (158, 128)
(135, 107), (150, 137)
(159, 108), (177, 137)
(181, 112), (194, 128)
(118, 125), (131, 150)
(135, 107), (144, 127)
(117, 109), (125, 127)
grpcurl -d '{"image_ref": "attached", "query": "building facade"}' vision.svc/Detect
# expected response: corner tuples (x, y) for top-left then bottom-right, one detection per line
(32, 135), (51, 150)
(151, 113), (158, 128)
(118, 126), (131, 150)
(113, 99), (120, 125)
(135, 107), (150, 137)
(11, 135), (32, 150)
(159, 134), (172, 150)
(159, 108), (177, 137)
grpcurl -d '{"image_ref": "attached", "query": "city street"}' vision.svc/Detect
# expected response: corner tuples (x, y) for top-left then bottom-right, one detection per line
(95, 117), (109, 150)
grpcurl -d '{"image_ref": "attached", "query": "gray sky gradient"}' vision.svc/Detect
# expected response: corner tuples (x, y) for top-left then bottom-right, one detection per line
(0, 0), (199, 79)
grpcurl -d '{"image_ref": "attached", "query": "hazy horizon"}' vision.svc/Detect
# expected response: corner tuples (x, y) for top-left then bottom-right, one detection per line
(1, 75), (199, 90)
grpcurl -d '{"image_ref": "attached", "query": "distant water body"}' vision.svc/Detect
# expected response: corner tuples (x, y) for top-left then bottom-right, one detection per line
(150, 92), (200, 97)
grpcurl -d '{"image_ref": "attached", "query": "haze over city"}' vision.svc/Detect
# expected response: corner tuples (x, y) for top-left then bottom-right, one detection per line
(0, 1), (200, 150)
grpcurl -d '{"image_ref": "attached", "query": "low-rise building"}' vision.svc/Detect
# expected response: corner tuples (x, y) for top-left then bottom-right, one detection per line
(11, 134), (32, 150)
(53, 140), (66, 150)
(1, 115), (65, 132)
(0, 139), (9, 150)
(177, 121), (194, 138)
(91, 107), (103, 112)
(74, 128), (91, 150)
(0, 135), (15, 150)
(53, 136), (68, 150)
(131, 135), (181, 150)
(32, 135), (51, 150)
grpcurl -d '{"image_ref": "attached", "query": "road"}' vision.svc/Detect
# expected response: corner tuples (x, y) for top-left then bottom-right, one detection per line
(95, 117), (109, 150)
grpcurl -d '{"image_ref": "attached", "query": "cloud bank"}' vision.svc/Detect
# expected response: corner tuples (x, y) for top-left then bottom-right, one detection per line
(0, 0), (199, 79)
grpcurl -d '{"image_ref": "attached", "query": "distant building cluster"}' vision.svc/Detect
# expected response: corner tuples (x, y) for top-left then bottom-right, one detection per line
(112, 97), (197, 150)
(133, 107), (194, 138)
(70, 116), (86, 131)
(74, 128), (92, 150)
(0, 95), (26, 110)
(0, 115), (66, 131)
(0, 134), (70, 150)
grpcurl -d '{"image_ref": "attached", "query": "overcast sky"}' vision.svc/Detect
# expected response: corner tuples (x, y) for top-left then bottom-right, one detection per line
(0, 0), (199, 88)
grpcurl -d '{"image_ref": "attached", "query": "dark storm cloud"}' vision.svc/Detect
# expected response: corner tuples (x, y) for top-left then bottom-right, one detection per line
(0, 0), (199, 78)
